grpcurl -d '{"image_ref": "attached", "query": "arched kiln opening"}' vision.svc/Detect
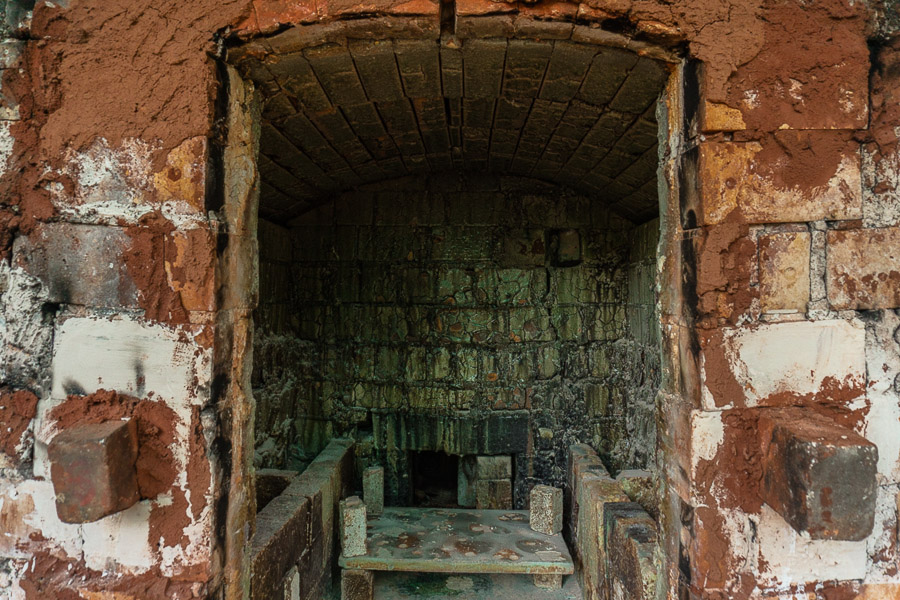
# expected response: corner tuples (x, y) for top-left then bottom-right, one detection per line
(226, 23), (677, 597)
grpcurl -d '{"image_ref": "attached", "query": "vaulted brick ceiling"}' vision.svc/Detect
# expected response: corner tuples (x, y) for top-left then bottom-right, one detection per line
(234, 36), (668, 224)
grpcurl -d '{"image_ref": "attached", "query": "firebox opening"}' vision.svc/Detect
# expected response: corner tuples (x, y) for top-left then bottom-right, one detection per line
(411, 451), (459, 508)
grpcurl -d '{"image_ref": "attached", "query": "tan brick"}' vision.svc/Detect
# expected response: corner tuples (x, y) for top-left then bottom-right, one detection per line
(699, 138), (861, 225)
(699, 101), (746, 133)
(759, 231), (810, 312)
(827, 228), (900, 310)
(529, 485), (562, 535)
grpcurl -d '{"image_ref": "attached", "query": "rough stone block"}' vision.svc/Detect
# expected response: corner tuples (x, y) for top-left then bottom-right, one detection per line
(363, 466), (384, 516)
(761, 408), (878, 541)
(47, 420), (139, 524)
(827, 227), (900, 309)
(604, 502), (659, 600)
(759, 231), (810, 313)
(340, 496), (367, 557)
(530, 485), (563, 535)
(475, 479), (512, 509)
(341, 569), (374, 600)
(534, 574), (563, 589)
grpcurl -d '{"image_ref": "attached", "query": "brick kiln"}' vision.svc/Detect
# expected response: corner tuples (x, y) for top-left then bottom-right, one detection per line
(1, 0), (899, 599)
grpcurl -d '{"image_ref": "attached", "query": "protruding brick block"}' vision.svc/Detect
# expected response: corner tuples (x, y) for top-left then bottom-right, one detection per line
(552, 229), (581, 266)
(533, 574), (563, 589)
(604, 502), (659, 600)
(341, 569), (374, 600)
(761, 408), (878, 541)
(363, 466), (384, 516)
(475, 479), (512, 509)
(530, 485), (563, 535)
(47, 420), (139, 524)
(340, 496), (367, 557)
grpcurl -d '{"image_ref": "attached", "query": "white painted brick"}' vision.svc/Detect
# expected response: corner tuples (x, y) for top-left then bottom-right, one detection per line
(757, 504), (868, 584)
(689, 410), (724, 500)
(81, 500), (153, 572)
(701, 319), (866, 409)
(0, 480), (82, 559)
(49, 315), (208, 403)
(864, 311), (900, 483)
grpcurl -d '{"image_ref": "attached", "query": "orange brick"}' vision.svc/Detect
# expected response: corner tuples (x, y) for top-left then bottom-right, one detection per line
(827, 227), (900, 310)
(699, 138), (861, 225)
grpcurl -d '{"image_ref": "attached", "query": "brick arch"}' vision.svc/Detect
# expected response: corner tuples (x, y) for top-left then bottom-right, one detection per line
(228, 17), (677, 224)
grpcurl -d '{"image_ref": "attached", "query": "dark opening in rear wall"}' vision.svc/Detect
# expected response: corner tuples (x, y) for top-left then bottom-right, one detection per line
(411, 451), (459, 507)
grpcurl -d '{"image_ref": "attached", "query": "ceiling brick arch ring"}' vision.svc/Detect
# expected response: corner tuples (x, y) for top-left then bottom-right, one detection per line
(230, 24), (674, 225)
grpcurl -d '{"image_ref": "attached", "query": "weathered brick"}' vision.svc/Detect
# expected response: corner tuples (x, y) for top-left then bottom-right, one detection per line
(760, 408), (878, 541)
(503, 39), (553, 98)
(341, 569), (374, 600)
(47, 420), (139, 524)
(609, 57), (667, 114)
(304, 44), (368, 107)
(440, 45), (463, 99)
(530, 484), (563, 534)
(759, 231), (810, 313)
(362, 466), (385, 516)
(699, 137), (862, 225)
(604, 502), (659, 600)
(475, 478), (512, 509)
(340, 496), (367, 557)
(577, 47), (638, 106)
(251, 494), (311, 600)
(257, 468), (298, 511)
(575, 472), (628, 598)
(394, 39), (441, 98)
(349, 39), (404, 102)
(827, 227), (900, 309)
(463, 39), (506, 98)
(540, 42), (597, 103)
(13, 223), (138, 309)
(700, 320), (865, 410)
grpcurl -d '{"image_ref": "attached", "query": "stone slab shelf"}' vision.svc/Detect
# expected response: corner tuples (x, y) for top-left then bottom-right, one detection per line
(339, 508), (575, 575)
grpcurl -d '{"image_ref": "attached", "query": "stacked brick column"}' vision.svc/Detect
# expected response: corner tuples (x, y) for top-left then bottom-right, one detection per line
(657, 2), (900, 597)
